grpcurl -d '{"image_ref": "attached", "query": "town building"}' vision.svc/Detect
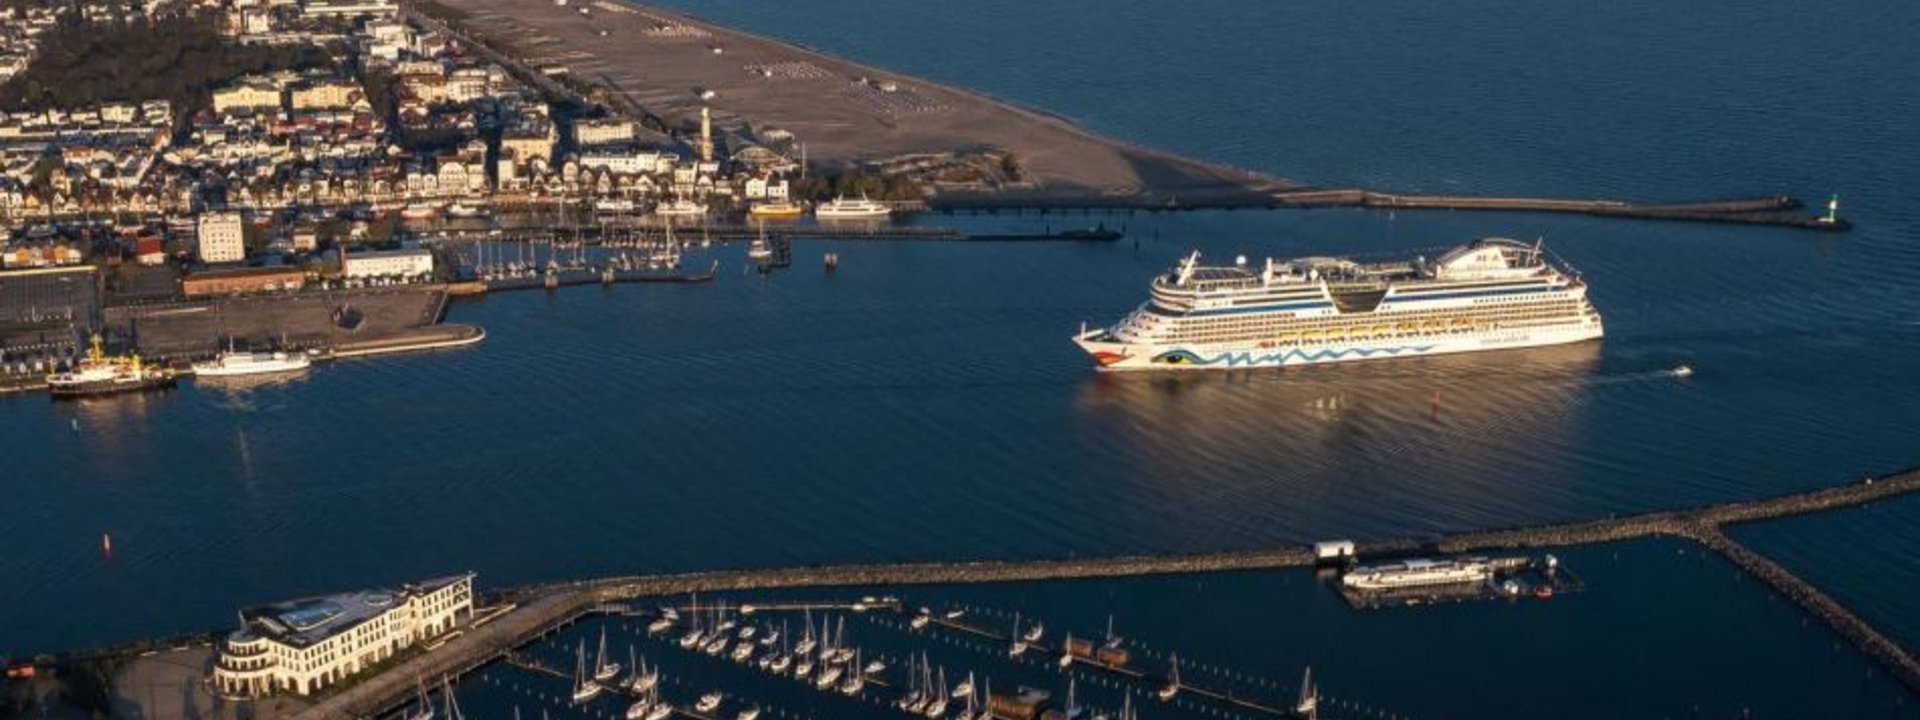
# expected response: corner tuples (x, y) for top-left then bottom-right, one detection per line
(211, 573), (474, 697)
(182, 266), (307, 297)
(341, 246), (433, 279)
(196, 211), (247, 263)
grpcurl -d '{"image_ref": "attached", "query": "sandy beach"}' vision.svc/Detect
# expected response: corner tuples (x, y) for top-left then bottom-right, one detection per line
(429, 0), (1297, 201)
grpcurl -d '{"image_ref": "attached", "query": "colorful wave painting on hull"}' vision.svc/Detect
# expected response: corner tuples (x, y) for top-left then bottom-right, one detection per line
(1150, 345), (1438, 367)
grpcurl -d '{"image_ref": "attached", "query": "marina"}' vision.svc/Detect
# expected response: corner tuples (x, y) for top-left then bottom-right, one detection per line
(263, 467), (1920, 720)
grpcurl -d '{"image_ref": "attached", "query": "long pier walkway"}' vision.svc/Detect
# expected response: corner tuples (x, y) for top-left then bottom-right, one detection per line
(291, 468), (1920, 720)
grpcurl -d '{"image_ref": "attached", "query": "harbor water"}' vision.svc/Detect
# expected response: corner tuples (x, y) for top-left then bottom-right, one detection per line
(4, 0), (1920, 715)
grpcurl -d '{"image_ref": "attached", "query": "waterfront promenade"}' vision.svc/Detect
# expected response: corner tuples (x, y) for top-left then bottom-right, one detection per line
(287, 468), (1920, 720)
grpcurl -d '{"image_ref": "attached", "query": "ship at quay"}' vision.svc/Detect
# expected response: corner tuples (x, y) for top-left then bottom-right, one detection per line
(1073, 237), (1603, 370)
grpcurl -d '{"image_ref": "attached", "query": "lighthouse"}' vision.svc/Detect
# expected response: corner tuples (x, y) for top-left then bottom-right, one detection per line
(698, 106), (714, 164)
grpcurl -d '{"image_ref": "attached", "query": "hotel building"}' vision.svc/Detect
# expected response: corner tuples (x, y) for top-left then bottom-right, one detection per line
(211, 573), (475, 698)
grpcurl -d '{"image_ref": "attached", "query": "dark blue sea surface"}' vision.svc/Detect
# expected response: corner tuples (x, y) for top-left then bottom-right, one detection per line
(4, 0), (1919, 714)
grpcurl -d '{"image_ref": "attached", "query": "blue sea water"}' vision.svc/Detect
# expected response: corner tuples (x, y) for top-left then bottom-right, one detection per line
(4, 0), (1920, 714)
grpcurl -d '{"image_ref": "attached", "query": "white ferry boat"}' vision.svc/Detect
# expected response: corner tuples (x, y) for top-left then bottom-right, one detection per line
(192, 350), (312, 378)
(1073, 238), (1603, 371)
(814, 195), (891, 219)
(655, 198), (709, 217)
(1341, 558), (1492, 591)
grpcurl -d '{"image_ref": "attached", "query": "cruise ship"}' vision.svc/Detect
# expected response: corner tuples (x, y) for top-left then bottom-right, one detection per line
(192, 350), (313, 378)
(1341, 558), (1492, 591)
(814, 196), (891, 219)
(1073, 238), (1602, 371)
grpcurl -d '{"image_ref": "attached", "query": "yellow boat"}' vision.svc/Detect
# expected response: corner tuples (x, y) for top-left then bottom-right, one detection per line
(748, 201), (805, 218)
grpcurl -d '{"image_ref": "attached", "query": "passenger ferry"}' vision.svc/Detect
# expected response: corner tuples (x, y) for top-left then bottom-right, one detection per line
(1341, 558), (1493, 591)
(1073, 238), (1602, 371)
(814, 195), (891, 219)
(192, 350), (312, 377)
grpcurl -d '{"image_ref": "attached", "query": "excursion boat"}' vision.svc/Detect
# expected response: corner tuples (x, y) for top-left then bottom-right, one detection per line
(1073, 238), (1604, 371)
(47, 334), (175, 398)
(813, 195), (890, 219)
(192, 350), (312, 378)
(655, 198), (709, 217)
(594, 198), (638, 214)
(1341, 557), (1493, 591)
(747, 201), (804, 218)
(445, 202), (487, 218)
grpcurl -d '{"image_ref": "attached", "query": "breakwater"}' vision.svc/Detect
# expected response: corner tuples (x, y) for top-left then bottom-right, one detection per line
(289, 467), (1920, 720)
(931, 190), (1849, 231)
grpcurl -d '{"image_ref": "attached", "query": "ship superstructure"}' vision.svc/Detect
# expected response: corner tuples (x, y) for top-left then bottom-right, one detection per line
(1073, 238), (1603, 370)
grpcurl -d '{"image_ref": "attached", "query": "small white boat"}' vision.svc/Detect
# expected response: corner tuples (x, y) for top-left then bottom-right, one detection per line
(400, 202), (442, 220)
(648, 616), (675, 635)
(695, 692), (724, 714)
(942, 609), (965, 620)
(1672, 364), (1695, 378)
(644, 701), (673, 720)
(737, 708), (761, 720)
(910, 614), (931, 631)
(737, 626), (757, 641)
(1022, 622), (1044, 643)
(595, 198), (638, 214)
(625, 701), (653, 720)
(703, 636), (730, 656)
(731, 642), (755, 663)
(193, 350), (311, 377)
(769, 653), (793, 675)
(793, 656), (814, 680)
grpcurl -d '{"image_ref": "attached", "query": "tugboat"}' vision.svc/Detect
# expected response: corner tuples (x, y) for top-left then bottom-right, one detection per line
(47, 334), (175, 398)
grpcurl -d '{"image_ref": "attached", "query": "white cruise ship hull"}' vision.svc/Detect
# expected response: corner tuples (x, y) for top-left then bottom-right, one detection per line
(1075, 318), (1601, 371)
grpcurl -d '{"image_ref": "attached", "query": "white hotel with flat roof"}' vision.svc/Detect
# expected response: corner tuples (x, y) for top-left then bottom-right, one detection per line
(211, 573), (474, 698)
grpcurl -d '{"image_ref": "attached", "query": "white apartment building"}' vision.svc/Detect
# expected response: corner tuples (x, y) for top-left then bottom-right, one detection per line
(211, 574), (474, 698)
(342, 247), (434, 279)
(196, 212), (246, 263)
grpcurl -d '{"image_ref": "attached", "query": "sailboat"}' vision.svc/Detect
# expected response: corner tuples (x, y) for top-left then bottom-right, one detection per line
(695, 691), (724, 714)
(839, 649), (866, 695)
(1022, 620), (1044, 643)
(794, 609), (818, 656)
(948, 675), (975, 702)
(1008, 614), (1028, 658)
(643, 687), (673, 720)
(572, 640), (603, 704)
(631, 656), (659, 694)
(1057, 634), (1075, 669)
(680, 595), (706, 649)
(896, 654), (927, 713)
(769, 627), (794, 674)
(1294, 667), (1319, 720)
(828, 617), (854, 664)
(1063, 679), (1083, 719)
(403, 676), (436, 720)
(440, 676), (465, 720)
(1156, 653), (1180, 701)
(812, 657), (844, 690)
(595, 629), (622, 683)
(923, 668), (949, 719)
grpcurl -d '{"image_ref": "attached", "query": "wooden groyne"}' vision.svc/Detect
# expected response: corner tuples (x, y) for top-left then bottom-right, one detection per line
(291, 468), (1920, 720)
